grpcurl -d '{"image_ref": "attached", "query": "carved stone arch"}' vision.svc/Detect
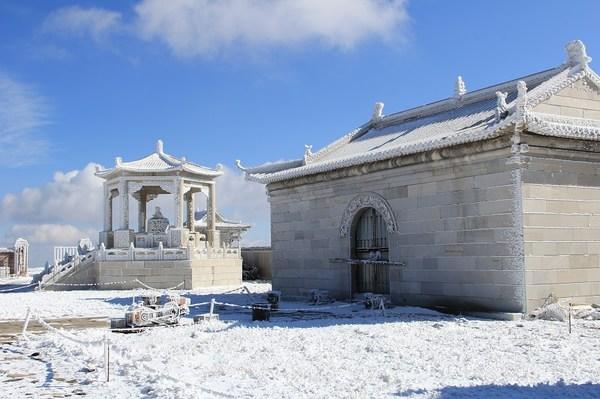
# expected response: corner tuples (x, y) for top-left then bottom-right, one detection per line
(339, 193), (398, 238)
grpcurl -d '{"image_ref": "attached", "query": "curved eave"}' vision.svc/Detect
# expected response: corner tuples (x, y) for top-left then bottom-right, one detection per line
(527, 112), (600, 141)
(94, 164), (222, 179)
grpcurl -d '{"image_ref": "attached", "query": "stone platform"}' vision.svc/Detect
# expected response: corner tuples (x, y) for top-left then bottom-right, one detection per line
(43, 257), (242, 291)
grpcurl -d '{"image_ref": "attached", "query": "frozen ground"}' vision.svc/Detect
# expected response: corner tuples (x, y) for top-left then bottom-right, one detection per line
(1, 280), (600, 398)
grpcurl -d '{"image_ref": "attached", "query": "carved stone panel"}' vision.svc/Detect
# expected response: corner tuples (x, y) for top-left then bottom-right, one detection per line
(339, 193), (398, 238)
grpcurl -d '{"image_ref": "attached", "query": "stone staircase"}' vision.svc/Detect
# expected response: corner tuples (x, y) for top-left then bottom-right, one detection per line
(40, 251), (97, 289)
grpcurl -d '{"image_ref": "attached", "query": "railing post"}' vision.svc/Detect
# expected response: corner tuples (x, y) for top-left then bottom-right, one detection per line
(209, 298), (215, 317)
(21, 307), (32, 337)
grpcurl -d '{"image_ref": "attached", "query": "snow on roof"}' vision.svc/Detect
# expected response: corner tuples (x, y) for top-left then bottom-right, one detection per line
(96, 140), (224, 179)
(194, 210), (250, 230)
(241, 40), (600, 184)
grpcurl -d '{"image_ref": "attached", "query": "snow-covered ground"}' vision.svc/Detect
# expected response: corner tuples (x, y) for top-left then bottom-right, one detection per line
(1, 282), (600, 398)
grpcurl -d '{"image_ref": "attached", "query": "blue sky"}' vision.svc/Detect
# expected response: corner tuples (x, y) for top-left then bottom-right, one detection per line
(1, 0), (599, 265)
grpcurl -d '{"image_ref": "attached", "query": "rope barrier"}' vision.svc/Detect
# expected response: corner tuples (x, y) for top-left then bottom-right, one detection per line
(43, 279), (136, 287)
(135, 279), (185, 291)
(187, 301), (211, 308)
(0, 282), (38, 293)
(210, 300), (359, 313)
(33, 314), (105, 346)
(42, 279), (185, 290)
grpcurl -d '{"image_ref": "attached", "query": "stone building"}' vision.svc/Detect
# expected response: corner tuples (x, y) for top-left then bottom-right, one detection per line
(40, 141), (248, 290)
(239, 41), (600, 313)
(0, 238), (29, 277)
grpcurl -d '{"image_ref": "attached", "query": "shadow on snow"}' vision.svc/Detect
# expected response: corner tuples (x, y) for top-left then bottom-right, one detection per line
(396, 380), (600, 399)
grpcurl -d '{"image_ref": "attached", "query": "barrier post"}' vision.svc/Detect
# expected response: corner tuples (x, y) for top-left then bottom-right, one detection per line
(379, 298), (386, 317)
(21, 307), (32, 337)
(104, 334), (110, 382)
(568, 303), (572, 334)
(209, 298), (215, 317)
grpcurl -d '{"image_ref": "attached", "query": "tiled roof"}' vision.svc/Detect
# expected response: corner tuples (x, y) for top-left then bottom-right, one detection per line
(96, 140), (223, 178)
(240, 41), (600, 184)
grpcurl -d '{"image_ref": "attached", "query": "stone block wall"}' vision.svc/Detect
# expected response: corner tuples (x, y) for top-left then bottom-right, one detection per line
(269, 140), (526, 312)
(522, 153), (600, 310)
(191, 258), (242, 287)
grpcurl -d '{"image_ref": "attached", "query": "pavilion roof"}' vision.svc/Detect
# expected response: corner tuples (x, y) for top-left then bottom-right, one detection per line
(239, 40), (600, 184)
(194, 210), (250, 230)
(95, 140), (223, 179)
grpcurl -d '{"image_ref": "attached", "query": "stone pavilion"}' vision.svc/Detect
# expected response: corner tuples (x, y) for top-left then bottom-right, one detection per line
(41, 140), (248, 290)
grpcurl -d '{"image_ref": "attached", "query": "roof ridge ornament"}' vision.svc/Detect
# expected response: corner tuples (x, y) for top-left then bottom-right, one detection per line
(156, 139), (164, 155)
(515, 80), (528, 121)
(566, 40), (592, 71)
(235, 159), (247, 171)
(454, 76), (466, 99)
(115, 157), (122, 166)
(371, 102), (384, 123)
(495, 91), (508, 122)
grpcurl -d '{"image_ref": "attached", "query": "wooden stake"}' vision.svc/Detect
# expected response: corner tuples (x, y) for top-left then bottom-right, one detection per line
(568, 303), (572, 334)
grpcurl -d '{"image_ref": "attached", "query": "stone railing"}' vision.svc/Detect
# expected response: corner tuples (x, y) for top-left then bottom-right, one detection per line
(193, 247), (240, 259)
(41, 251), (96, 286)
(96, 243), (240, 262)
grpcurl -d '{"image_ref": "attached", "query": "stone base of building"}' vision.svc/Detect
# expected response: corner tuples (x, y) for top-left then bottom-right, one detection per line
(114, 229), (135, 248)
(44, 257), (242, 291)
(99, 231), (114, 249)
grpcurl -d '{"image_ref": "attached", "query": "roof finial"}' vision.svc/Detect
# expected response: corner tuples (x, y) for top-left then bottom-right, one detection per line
(495, 91), (508, 122)
(455, 76), (466, 98)
(372, 102), (384, 122)
(156, 139), (164, 154)
(304, 145), (313, 163)
(115, 157), (122, 166)
(566, 40), (592, 69)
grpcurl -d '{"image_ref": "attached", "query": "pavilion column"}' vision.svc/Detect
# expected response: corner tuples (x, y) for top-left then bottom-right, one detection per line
(186, 191), (195, 233)
(119, 180), (129, 230)
(138, 191), (147, 233)
(174, 179), (184, 229)
(103, 184), (111, 232)
(207, 183), (219, 247)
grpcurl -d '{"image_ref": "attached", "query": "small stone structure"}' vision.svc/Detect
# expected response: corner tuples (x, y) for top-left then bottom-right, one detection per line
(240, 40), (600, 313)
(41, 141), (249, 290)
(0, 238), (28, 277)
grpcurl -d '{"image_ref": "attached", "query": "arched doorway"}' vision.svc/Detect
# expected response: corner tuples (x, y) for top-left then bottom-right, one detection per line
(352, 207), (390, 294)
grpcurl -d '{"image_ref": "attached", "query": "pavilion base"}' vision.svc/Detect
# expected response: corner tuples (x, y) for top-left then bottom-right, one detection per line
(43, 258), (242, 291)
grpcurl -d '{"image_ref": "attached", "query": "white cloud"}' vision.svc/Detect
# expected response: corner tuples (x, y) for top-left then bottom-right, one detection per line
(134, 0), (409, 57)
(216, 165), (270, 246)
(41, 1), (409, 58)
(0, 73), (49, 167)
(0, 162), (270, 264)
(42, 5), (122, 41)
(0, 163), (104, 225)
(6, 224), (96, 246)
